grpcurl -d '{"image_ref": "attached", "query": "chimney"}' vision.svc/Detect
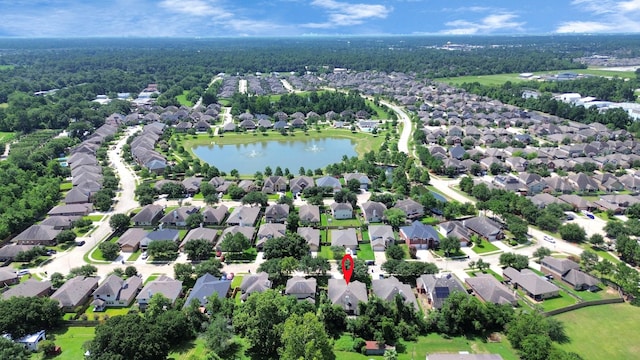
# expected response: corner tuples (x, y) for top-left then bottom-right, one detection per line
(173, 210), (178, 219)
(239, 214), (244, 227)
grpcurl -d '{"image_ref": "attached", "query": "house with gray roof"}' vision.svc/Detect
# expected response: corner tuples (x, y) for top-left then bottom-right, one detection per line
(40, 216), (78, 230)
(117, 228), (148, 252)
(51, 276), (99, 311)
(343, 173), (370, 190)
(328, 279), (368, 315)
(417, 273), (467, 309)
(183, 273), (231, 308)
(219, 226), (255, 248)
(330, 202), (353, 219)
(202, 205), (228, 226)
(567, 173), (599, 193)
(181, 177), (204, 195)
(372, 276), (418, 310)
(137, 275), (183, 309)
(92, 275), (142, 310)
(160, 206), (200, 227)
(529, 193), (562, 208)
(315, 176), (342, 192)
(465, 274), (517, 306)
(290, 176), (314, 195)
(540, 256), (599, 291)
(226, 206), (260, 226)
(298, 205), (320, 224)
(2, 279), (52, 299)
(63, 187), (91, 205)
(558, 194), (594, 211)
(394, 199), (424, 219)
(438, 221), (471, 247)
(264, 204), (289, 223)
(262, 176), (288, 194)
(0, 244), (35, 262)
(330, 228), (358, 251)
(462, 217), (503, 241)
(47, 203), (93, 217)
(239, 272), (271, 301)
(179, 227), (218, 251)
(140, 228), (180, 249)
(368, 225), (395, 251)
(11, 225), (61, 246)
(399, 221), (440, 249)
(361, 201), (387, 223)
(131, 204), (164, 226)
(285, 276), (317, 302)
(0, 268), (17, 286)
(297, 227), (320, 252)
(503, 267), (559, 301)
(256, 223), (286, 249)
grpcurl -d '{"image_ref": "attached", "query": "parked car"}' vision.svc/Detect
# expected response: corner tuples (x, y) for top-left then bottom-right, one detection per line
(141, 252), (148, 260)
(75, 240), (86, 247)
(543, 235), (556, 243)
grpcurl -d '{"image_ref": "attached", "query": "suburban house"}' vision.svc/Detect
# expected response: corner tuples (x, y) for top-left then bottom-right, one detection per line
(239, 272), (272, 301)
(51, 276), (100, 311)
(219, 226), (255, 248)
(315, 176), (342, 192)
(371, 276), (419, 310)
(417, 273), (467, 309)
(290, 176), (314, 195)
(181, 177), (203, 195)
(540, 256), (600, 291)
(131, 204), (164, 226)
(14, 330), (47, 352)
(47, 203), (93, 217)
(394, 199), (425, 219)
(160, 206), (200, 227)
(183, 273), (231, 308)
(39, 216), (78, 230)
(0, 268), (18, 286)
(140, 228), (180, 250)
(330, 228), (358, 251)
(2, 279), (52, 299)
(136, 275), (183, 309)
(368, 224), (395, 251)
(63, 187), (91, 204)
(465, 274), (518, 305)
(256, 223), (286, 249)
(262, 176), (288, 193)
(116, 228), (148, 252)
(330, 202), (354, 220)
(91, 275), (143, 310)
(343, 173), (370, 190)
(0, 244), (35, 262)
(463, 217), (504, 241)
(226, 206), (261, 226)
(201, 205), (229, 226)
(503, 267), (560, 301)
(297, 227), (320, 252)
(439, 221), (472, 247)
(179, 227), (218, 252)
(264, 204), (289, 223)
(298, 204), (320, 224)
(399, 221), (440, 249)
(285, 276), (317, 302)
(361, 201), (387, 223)
(328, 279), (368, 315)
(11, 225), (61, 246)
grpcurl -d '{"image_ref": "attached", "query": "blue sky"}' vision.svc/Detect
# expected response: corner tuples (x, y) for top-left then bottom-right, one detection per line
(2, 0), (640, 37)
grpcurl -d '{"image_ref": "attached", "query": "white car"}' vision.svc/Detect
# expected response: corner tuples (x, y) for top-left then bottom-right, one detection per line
(543, 236), (556, 243)
(141, 252), (148, 260)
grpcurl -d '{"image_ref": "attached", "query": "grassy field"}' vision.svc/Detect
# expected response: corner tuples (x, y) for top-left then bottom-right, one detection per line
(358, 243), (375, 261)
(556, 303), (640, 360)
(180, 129), (385, 161)
(321, 213), (362, 227)
(59, 182), (73, 191)
(319, 245), (335, 259)
(176, 90), (194, 107)
(434, 67), (637, 87)
(168, 337), (210, 360)
(471, 239), (501, 254)
(335, 333), (518, 360)
(0, 131), (15, 141)
(539, 290), (578, 312)
(33, 327), (96, 360)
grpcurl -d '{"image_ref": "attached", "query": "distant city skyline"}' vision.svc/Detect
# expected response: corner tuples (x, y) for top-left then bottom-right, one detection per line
(1, 0), (640, 38)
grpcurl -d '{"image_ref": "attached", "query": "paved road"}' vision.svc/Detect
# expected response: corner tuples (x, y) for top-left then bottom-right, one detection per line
(380, 100), (411, 154)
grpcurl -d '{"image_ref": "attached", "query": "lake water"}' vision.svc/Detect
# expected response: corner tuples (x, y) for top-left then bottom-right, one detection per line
(192, 137), (357, 174)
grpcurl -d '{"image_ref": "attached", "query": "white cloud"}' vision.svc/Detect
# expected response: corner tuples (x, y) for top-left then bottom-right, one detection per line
(303, 0), (391, 28)
(557, 0), (640, 33)
(159, 0), (218, 16)
(441, 12), (525, 35)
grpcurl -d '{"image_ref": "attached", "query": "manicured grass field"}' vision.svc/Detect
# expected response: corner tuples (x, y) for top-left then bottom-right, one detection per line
(539, 290), (578, 311)
(321, 214), (362, 227)
(85, 215), (104, 222)
(319, 245), (335, 259)
(357, 243), (375, 261)
(556, 303), (640, 360)
(176, 90), (194, 107)
(471, 239), (501, 254)
(59, 181), (73, 191)
(37, 326), (96, 360)
(168, 337), (209, 360)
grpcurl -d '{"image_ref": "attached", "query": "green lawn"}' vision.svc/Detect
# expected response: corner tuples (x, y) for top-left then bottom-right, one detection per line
(0, 131), (15, 142)
(319, 245), (334, 259)
(556, 303), (640, 360)
(433, 248), (466, 258)
(471, 239), (501, 254)
(85, 306), (132, 319)
(231, 274), (244, 289)
(59, 181), (73, 191)
(579, 244), (621, 264)
(335, 333), (518, 360)
(144, 273), (162, 284)
(168, 337), (209, 360)
(321, 213), (362, 227)
(37, 327), (95, 360)
(127, 250), (142, 261)
(539, 290), (579, 312)
(85, 215), (104, 222)
(357, 243), (375, 261)
(176, 90), (194, 107)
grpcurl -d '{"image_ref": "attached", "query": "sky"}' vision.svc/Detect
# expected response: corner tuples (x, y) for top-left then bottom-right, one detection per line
(2, 0), (640, 37)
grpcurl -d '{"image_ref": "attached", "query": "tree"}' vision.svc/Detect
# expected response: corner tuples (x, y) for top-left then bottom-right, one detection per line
(0, 337), (29, 360)
(0, 297), (63, 339)
(299, 255), (330, 276)
(125, 266), (138, 278)
(604, 220), (627, 238)
(184, 238), (213, 261)
(206, 315), (240, 359)
(385, 244), (405, 261)
(439, 236), (461, 257)
(55, 229), (77, 244)
(263, 233), (310, 260)
(384, 208), (406, 230)
(280, 312), (335, 360)
(194, 258), (223, 278)
(69, 264), (98, 278)
(338, 257), (371, 286)
(147, 240), (179, 261)
(459, 176), (474, 193)
(93, 190), (114, 211)
(185, 212), (204, 228)
(347, 178), (362, 192)
(589, 233), (605, 249)
(533, 247), (552, 262)
(499, 252), (529, 270)
(626, 202), (640, 219)
(432, 292), (490, 335)
(99, 241), (120, 261)
(558, 223), (586, 243)
(109, 213), (130, 233)
(241, 191), (269, 207)
(318, 300), (347, 339)
(384, 348), (398, 360)
(50, 272), (65, 288)
(219, 232), (251, 254)
(333, 189), (357, 207)
(580, 250), (599, 272)
(519, 334), (551, 360)
(227, 184), (245, 200)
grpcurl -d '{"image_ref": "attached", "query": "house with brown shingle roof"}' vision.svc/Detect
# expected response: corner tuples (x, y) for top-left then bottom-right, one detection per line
(92, 275), (142, 310)
(51, 276), (99, 311)
(328, 279), (368, 315)
(11, 225), (61, 246)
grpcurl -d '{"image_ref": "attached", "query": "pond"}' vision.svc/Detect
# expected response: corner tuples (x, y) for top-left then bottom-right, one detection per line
(192, 137), (358, 174)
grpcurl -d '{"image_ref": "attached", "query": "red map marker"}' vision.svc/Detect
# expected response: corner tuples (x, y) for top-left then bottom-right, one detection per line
(342, 254), (354, 285)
